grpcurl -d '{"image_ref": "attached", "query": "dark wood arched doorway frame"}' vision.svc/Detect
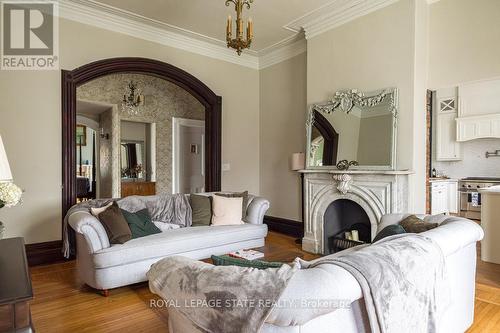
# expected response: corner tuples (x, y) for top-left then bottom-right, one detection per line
(313, 110), (339, 165)
(62, 57), (222, 225)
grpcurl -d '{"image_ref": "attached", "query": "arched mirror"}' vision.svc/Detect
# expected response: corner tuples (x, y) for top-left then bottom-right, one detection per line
(306, 88), (398, 169)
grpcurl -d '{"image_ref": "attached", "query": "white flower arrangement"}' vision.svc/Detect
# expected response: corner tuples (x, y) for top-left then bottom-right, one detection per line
(0, 182), (23, 209)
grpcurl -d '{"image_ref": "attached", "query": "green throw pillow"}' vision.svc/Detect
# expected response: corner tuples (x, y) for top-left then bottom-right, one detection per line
(373, 224), (407, 243)
(190, 194), (212, 226)
(211, 255), (283, 269)
(121, 208), (161, 239)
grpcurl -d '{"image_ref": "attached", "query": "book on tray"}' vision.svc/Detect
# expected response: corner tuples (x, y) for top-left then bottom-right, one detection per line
(228, 249), (265, 260)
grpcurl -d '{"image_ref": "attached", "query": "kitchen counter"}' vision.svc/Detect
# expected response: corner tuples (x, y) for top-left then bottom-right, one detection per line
(478, 185), (500, 264)
(429, 178), (458, 183)
(479, 185), (500, 195)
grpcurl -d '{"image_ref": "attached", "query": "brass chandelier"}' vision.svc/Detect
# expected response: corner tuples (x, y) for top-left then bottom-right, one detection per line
(226, 0), (254, 55)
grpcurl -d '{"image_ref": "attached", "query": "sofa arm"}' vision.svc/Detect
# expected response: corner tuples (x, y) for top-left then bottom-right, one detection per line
(379, 214), (484, 257)
(266, 263), (362, 326)
(68, 211), (110, 253)
(245, 196), (270, 224)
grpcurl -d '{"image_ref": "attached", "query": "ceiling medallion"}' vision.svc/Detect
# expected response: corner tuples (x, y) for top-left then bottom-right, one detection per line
(226, 0), (254, 55)
(121, 81), (145, 116)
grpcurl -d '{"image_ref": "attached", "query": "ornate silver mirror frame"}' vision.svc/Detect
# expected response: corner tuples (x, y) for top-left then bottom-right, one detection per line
(306, 87), (398, 170)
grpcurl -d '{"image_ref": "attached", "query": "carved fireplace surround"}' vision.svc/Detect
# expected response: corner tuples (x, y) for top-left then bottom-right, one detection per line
(300, 169), (411, 254)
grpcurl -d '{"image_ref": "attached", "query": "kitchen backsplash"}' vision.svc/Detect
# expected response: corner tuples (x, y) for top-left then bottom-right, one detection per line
(433, 138), (500, 179)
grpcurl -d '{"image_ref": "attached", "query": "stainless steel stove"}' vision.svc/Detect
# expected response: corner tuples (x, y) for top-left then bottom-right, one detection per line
(459, 177), (500, 220)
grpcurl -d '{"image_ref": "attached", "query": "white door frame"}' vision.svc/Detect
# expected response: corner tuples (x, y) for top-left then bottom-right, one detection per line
(172, 117), (205, 194)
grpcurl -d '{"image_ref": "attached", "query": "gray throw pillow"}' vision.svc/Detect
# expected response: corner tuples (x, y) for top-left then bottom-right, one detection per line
(215, 191), (249, 219)
(190, 194), (212, 226)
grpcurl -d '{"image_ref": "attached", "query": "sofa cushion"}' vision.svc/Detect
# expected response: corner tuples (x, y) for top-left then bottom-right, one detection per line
(211, 255), (283, 269)
(121, 208), (161, 239)
(211, 195), (245, 226)
(97, 202), (132, 244)
(216, 191), (249, 218)
(190, 194), (212, 226)
(373, 224), (406, 243)
(92, 223), (268, 269)
(90, 202), (112, 217)
(400, 215), (438, 233)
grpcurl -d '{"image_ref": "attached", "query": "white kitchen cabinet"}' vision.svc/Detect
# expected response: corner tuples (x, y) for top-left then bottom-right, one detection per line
(436, 112), (462, 161)
(455, 78), (500, 141)
(431, 183), (448, 215)
(431, 180), (458, 215)
(456, 114), (500, 141)
(447, 181), (458, 214)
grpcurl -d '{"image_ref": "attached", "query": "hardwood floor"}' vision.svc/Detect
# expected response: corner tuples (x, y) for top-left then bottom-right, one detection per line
(29, 232), (500, 332)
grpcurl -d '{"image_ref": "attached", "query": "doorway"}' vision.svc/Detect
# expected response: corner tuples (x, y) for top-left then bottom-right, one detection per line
(173, 118), (205, 194)
(62, 57), (223, 229)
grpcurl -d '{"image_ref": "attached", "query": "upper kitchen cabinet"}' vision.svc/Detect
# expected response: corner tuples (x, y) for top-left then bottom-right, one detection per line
(436, 87), (462, 161)
(457, 78), (500, 141)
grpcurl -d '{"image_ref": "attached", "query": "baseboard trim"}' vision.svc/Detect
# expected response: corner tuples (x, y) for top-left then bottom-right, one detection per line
(264, 216), (304, 238)
(25, 240), (65, 266)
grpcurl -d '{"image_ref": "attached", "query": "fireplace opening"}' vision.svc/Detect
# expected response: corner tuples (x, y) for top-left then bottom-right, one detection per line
(323, 199), (371, 254)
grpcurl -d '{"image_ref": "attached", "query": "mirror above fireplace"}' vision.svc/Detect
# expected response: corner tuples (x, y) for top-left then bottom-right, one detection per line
(306, 88), (398, 170)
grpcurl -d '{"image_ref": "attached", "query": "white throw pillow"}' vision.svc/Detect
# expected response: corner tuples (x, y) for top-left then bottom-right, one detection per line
(90, 202), (113, 217)
(211, 195), (245, 226)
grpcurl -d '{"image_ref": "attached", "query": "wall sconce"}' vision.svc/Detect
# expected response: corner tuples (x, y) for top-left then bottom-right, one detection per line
(100, 128), (109, 140)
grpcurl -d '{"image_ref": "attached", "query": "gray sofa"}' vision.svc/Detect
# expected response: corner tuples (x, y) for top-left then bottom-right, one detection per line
(68, 193), (270, 293)
(150, 214), (484, 333)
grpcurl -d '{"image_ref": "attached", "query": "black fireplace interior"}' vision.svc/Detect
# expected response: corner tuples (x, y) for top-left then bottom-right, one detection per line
(324, 199), (371, 254)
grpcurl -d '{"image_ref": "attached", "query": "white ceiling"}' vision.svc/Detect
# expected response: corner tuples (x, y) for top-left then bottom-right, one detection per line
(90, 0), (334, 51)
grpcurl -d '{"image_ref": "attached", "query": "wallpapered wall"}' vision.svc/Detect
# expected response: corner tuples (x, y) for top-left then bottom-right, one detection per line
(77, 73), (205, 195)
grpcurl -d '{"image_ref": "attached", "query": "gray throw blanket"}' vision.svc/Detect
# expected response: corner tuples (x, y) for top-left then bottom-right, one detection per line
(63, 193), (192, 258)
(147, 256), (299, 333)
(301, 234), (450, 333)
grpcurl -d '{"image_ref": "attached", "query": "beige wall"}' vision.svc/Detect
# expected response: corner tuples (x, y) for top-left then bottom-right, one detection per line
(259, 53), (307, 221)
(308, 0), (415, 170)
(0, 18), (260, 244)
(429, 0), (500, 89)
(307, 0), (427, 212)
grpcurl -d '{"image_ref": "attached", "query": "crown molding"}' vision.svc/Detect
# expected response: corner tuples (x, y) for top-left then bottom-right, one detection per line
(58, 0), (260, 69)
(259, 38), (306, 69)
(57, 0), (309, 71)
(284, 0), (400, 40)
(55, 0), (411, 70)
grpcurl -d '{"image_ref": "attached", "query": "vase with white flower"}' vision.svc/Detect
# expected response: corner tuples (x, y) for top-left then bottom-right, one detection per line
(0, 135), (22, 239)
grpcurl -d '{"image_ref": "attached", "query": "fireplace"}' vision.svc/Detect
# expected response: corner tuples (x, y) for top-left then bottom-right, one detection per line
(300, 170), (411, 254)
(324, 199), (371, 254)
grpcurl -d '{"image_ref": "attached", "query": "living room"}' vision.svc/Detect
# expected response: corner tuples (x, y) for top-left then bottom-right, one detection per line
(0, 0), (499, 332)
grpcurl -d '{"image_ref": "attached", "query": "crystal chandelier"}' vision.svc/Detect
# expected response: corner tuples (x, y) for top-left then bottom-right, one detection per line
(121, 81), (145, 115)
(226, 0), (254, 55)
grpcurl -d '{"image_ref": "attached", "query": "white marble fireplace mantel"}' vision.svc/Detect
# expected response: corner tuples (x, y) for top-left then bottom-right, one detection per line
(299, 169), (411, 254)
(298, 169), (413, 175)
